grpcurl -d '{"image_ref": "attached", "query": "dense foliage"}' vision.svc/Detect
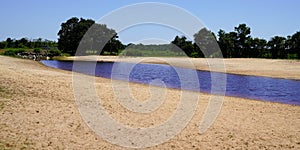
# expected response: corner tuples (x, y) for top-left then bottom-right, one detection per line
(0, 38), (57, 49)
(1, 17), (300, 59)
(57, 17), (124, 56)
(57, 17), (95, 55)
(0, 38), (60, 56)
(171, 24), (300, 59)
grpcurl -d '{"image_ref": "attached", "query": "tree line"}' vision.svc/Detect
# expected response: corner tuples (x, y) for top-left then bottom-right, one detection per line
(1, 17), (299, 59)
(58, 17), (300, 59)
(0, 37), (60, 57)
(171, 24), (300, 59)
(0, 37), (57, 49)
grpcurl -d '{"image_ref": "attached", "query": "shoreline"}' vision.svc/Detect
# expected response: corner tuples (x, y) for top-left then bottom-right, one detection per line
(41, 58), (300, 106)
(0, 55), (299, 149)
(53, 55), (300, 80)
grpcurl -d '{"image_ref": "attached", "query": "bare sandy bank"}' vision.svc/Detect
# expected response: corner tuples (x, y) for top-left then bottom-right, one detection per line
(0, 56), (299, 149)
(59, 56), (300, 80)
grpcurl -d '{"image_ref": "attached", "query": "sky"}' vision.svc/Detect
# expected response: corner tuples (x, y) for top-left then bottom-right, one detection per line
(0, 0), (299, 44)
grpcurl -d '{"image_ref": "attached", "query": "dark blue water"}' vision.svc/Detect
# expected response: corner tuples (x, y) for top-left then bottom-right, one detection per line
(41, 60), (300, 105)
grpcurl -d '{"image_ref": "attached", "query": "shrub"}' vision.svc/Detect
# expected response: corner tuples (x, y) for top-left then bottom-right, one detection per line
(3, 49), (25, 56)
(33, 48), (41, 53)
(0, 42), (7, 49)
(189, 52), (200, 58)
(4, 50), (15, 56)
(49, 50), (61, 56)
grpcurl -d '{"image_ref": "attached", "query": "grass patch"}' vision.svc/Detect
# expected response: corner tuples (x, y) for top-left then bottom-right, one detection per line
(52, 56), (73, 61)
(287, 54), (298, 59)
(120, 49), (186, 57)
(61, 53), (71, 57)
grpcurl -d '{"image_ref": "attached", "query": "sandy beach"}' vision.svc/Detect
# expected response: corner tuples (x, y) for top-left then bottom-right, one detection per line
(0, 55), (299, 149)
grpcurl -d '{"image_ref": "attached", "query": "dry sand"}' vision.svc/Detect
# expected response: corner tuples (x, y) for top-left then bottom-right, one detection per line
(0, 55), (299, 149)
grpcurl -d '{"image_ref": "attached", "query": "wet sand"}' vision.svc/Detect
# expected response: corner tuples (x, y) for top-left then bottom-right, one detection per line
(0, 55), (299, 149)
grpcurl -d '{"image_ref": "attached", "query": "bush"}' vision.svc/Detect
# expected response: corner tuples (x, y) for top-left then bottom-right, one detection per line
(189, 52), (200, 58)
(287, 54), (298, 59)
(49, 49), (61, 56)
(0, 42), (7, 49)
(33, 48), (41, 53)
(3, 49), (25, 56)
(4, 50), (15, 56)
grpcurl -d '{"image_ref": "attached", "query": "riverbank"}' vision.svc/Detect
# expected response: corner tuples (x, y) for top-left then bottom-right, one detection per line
(0, 55), (299, 149)
(55, 56), (300, 80)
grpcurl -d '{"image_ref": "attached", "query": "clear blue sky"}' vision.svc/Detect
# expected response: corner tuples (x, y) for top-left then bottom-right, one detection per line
(1, 0), (299, 44)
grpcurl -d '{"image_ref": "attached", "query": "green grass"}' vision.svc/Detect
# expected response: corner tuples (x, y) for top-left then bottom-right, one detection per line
(53, 49), (187, 59)
(120, 49), (186, 57)
(287, 54), (298, 59)
(60, 53), (71, 57)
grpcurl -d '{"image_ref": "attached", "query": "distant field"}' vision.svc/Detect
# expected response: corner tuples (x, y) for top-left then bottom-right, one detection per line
(118, 48), (187, 57)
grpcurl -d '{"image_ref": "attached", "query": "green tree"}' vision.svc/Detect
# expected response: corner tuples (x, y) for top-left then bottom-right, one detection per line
(192, 42), (204, 58)
(34, 48), (41, 53)
(101, 35), (124, 55)
(58, 17), (122, 56)
(249, 38), (267, 58)
(58, 17), (95, 55)
(218, 30), (237, 58)
(79, 23), (119, 55)
(34, 38), (43, 48)
(170, 36), (182, 55)
(194, 28), (221, 57)
(0, 41), (7, 49)
(268, 36), (286, 59)
(6, 38), (12, 48)
(234, 24), (251, 57)
(171, 36), (194, 57)
(18, 38), (28, 48)
(289, 31), (300, 59)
